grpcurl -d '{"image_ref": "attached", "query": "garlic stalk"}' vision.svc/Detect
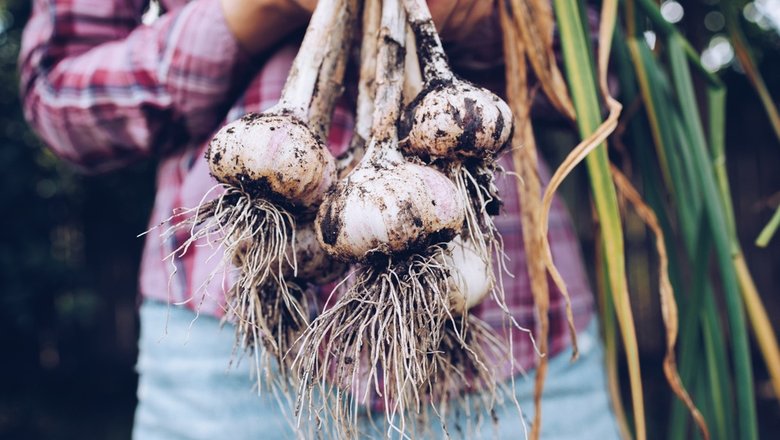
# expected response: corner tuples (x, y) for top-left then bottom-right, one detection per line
(207, 0), (345, 208)
(336, 0), (381, 177)
(308, 0), (358, 143)
(403, 26), (424, 105)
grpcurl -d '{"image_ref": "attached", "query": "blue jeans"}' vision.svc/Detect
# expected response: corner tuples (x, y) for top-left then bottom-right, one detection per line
(133, 300), (619, 439)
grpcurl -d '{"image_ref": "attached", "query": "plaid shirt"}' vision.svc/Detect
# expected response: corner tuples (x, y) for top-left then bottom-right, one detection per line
(20, 0), (593, 383)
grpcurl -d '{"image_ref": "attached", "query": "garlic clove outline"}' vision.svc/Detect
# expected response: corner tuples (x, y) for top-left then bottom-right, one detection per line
(289, 221), (346, 284)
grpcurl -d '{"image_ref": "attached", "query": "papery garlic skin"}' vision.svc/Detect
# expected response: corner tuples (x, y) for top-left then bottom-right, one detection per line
(316, 148), (465, 261)
(403, 82), (513, 160)
(446, 237), (493, 314)
(206, 114), (337, 209)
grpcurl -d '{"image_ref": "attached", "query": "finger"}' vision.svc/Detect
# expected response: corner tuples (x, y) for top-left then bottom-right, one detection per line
(440, 0), (468, 38)
(449, 0), (493, 40)
(465, 0), (495, 35)
(291, 0), (319, 14)
(427, 0), (458, 35)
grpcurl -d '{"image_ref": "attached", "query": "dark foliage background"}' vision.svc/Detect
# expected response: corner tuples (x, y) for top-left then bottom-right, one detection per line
(1, 1), (153, 438)
(0, 0), (778, 438)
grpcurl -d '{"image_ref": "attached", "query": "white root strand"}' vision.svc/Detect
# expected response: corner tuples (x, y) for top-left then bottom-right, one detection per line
(154, 186), (307, 370)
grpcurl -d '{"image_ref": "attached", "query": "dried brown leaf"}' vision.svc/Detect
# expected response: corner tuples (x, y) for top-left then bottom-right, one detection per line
(508, 0), (575, 121)
(499, 4), (552, 439)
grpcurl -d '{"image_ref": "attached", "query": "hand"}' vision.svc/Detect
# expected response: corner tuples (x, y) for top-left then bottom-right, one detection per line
(220, 0), (314, 55)
(221, 0), (496, 55)
(426, 0), (495, 43)
(299, 0), (494, 41)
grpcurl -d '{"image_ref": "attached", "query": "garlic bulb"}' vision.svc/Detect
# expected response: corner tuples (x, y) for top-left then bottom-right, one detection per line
(445, 237), (494, 314)
(205, 0), (344, 211)
(403, 81), (512, 159)
(317, 148), (464, 261)
(399, 0), (510, 316)
(401, 0), (513, 160)
(289, 222), (345, 284)
(207, 114), (336, 210)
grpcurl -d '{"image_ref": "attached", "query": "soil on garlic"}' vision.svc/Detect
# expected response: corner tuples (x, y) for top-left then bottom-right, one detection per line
(400, 82), (511, 160)
(206, 113), (335, 213)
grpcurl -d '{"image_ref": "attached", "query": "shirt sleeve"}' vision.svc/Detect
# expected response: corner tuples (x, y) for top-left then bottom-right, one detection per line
(19, 0), (252, 173)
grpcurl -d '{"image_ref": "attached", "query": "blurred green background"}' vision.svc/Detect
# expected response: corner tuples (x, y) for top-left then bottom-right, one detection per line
(0, 0), (778, 438)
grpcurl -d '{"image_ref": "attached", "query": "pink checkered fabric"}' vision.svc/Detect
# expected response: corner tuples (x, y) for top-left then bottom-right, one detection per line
(20, 0), (593, 391)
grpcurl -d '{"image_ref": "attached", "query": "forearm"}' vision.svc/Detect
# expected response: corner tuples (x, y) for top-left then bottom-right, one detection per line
(221, 0), (311, 55)
(20, 0), (307, 173)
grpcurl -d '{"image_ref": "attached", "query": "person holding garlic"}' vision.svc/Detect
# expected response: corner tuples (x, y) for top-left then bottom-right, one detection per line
(20, 0), (618, 438)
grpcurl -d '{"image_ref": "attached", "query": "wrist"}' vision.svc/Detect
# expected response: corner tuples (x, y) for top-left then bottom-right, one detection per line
(271, 0), (316, 18)
(220, 0), (309, 55)
(266, 0), (311, 20)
